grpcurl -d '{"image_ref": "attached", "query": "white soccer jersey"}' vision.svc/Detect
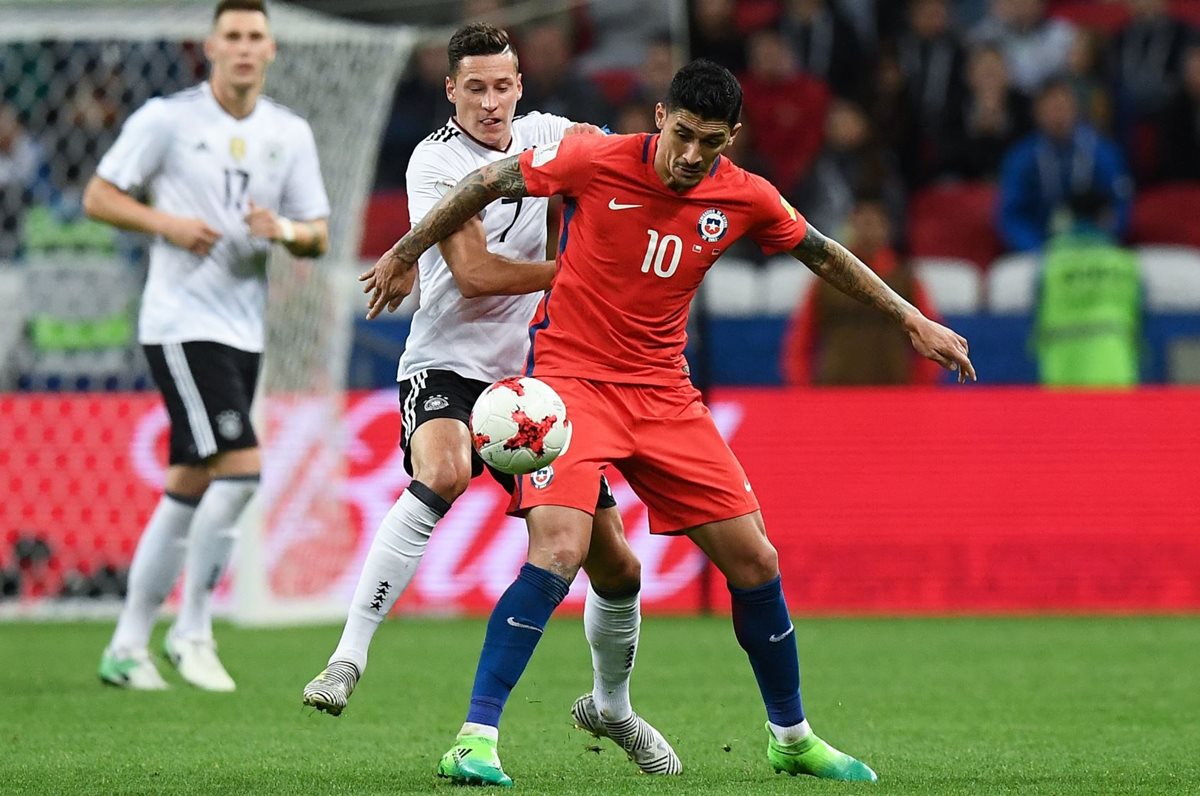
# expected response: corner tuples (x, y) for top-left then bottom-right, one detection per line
(398, 111), (574, 383)
(97, 81), (330, 352)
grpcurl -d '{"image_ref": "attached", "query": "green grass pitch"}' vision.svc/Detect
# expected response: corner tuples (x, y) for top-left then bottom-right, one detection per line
(2, 616), (1197, 795)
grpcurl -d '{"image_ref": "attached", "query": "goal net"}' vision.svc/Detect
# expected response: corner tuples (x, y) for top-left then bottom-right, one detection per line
(0, 1), (413, 622)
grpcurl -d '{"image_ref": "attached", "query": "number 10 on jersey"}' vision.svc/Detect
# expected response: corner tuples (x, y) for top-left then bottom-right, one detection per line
(640, 229), (682, 278)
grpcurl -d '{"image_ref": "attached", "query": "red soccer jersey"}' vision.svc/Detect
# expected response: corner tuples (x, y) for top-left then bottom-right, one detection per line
(518, 132), (808, 386)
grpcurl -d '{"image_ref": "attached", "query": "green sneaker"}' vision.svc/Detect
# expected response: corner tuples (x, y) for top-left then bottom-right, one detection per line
(437, 734), (514, 787)
(98, 647), (168, 690)
(765, 724), (878, 782)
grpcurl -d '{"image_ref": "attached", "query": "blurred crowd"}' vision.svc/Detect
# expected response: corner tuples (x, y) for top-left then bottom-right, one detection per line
(373, 0), (1200, 256)
(4, 0), (1199, 389)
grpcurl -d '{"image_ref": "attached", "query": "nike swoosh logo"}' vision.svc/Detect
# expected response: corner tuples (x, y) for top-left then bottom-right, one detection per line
(608, 198), (642, 210)
(768, 625), (795, 643)
(744, 480), (753, 492)
(506, 616), (543, 634)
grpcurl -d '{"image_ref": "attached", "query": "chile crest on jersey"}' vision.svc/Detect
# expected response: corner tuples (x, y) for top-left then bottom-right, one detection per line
(698, 207), (729, 243)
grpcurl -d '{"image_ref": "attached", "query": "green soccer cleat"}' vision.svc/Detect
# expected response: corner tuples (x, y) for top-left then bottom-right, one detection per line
(437, 734), (513, 787)
(98, 646), (169, 690)
(765, 724), (878, 782)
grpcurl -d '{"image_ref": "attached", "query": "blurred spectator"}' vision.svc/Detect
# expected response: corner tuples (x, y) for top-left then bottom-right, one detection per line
(893, 0), (967, 184)
(998, 78), (1131, 252)
(796, 99), (906, 244)
(0, 103), (53, 260)
(780, 0), (869, 98)
(376, 40), (449, 190)
(1067, 30), (1112, 132)
(461, 0), (508, 26)
(688, 0), (747, 73)
(1034, 191), (1142, 387)
(738, 28), (831, 196)
(630, 35), (678, 105)
(613, 101), (655, 135)
(576, 0), (673, 75)
(971, 0), (1077, 95)
(1159, 44), (1200, 180)
(1111, 0), (1192, 121)
(936, 44), (1032, 181)
(516, 20), (611, 124)
(896, 0), (966, 130)
(780, 197), (942, 385)
(868, 44), (920, 184)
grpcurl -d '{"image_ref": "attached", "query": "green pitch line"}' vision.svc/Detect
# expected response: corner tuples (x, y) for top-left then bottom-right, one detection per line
(1, 616), (1196, 795)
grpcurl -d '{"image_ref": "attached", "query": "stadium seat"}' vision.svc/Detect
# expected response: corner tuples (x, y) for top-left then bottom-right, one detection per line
(913, 257), (983, 315)
(1047, 1), (1130, 33)
(909, 183), (1003, 269)
(1136, 246), (1200, 312)
(1170, 0), (1200, 27)
(359, 190), (409, 258)
(702, 257), (763, 317)
(590, 68), (639, 106)
(761, 255), (815, 316)
(986, 253), (1040, 314)
(1130, 184), (1200, 247)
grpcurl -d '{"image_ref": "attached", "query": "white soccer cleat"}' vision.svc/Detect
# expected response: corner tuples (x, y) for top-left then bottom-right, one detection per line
(571, 693), (683, 775)
(163, 632), (236, 692)
(98, 646), (170, 690)
(302, 660), (361, 716)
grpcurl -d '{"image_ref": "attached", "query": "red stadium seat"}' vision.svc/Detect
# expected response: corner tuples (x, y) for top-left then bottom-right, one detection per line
(1047, 1), (1130, 33)
(1131, 183), (1200, 247)
(908, 183), (1003, 270)
(359, 190), (409, 259)
(1169, 0), (1200, 27)
(590, 68), (639, 107)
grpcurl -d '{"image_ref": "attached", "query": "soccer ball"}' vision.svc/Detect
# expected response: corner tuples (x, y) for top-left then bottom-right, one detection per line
(470, 377), (572, 475)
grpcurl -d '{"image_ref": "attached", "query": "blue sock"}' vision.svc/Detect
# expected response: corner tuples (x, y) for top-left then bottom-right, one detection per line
(729, 575), (805, 726)
(465, 563), (571, 728)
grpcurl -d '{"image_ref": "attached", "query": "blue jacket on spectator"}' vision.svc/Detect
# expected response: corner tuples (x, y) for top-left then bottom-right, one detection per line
(997, 125), (1132, 252)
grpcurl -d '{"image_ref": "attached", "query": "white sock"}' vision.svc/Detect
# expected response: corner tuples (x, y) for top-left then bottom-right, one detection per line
(459, 722), (499, 741)
(330, 483), (448, 672)
(110, 493), (198, 652)
(171, 477), (256, 640)
(584, 586), (640, 722)
(768, 719), (812, 745)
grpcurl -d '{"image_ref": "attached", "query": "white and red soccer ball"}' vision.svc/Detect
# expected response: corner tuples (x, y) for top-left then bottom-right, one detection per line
(469, 377), (572, 475)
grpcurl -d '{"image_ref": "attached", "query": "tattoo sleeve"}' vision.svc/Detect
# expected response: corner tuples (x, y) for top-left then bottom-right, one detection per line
(791, 225), (918, 324)
(389, 154), (529, 265)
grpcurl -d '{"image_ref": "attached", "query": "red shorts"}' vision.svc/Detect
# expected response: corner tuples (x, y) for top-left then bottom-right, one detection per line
(510, 377), (759, 534)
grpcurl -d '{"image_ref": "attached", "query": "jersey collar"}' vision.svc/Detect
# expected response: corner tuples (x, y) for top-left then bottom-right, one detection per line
(449, 116), (514, 154)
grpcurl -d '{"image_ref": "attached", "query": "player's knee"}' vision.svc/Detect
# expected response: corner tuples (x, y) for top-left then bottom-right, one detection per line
(745, 543), (780, 585)
(411, 462), (471, 503)
(726, 541), (779, 588)
(586, 546), (641, 594)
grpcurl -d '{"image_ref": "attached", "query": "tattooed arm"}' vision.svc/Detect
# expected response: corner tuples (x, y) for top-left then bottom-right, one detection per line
(791, 224), (978, 382)
(360, 154), (529, 318)
(792, 224), (918, 324)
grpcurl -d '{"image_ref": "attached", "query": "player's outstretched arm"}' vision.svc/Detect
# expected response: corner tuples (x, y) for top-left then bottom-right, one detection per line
(83, 176), (221, 256)
(791, 225), (977, 382)
(439, 217), (555, 298)
(361, 154), (529, 318)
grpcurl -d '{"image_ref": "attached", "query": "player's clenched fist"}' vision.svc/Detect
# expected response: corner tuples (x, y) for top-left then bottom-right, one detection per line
(360, 251), (417, 319)
(163, 216), (221, 256)
(243, 200), (282, 241)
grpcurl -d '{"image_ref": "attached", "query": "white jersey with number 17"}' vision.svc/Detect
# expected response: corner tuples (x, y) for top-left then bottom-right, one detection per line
(97, 81), (330, 353)
(398, 111), (573, 384)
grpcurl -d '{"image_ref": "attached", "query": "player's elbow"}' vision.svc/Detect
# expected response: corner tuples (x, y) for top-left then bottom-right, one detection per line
(454, 274), (487, 299)
(81, 178), (107, 220)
